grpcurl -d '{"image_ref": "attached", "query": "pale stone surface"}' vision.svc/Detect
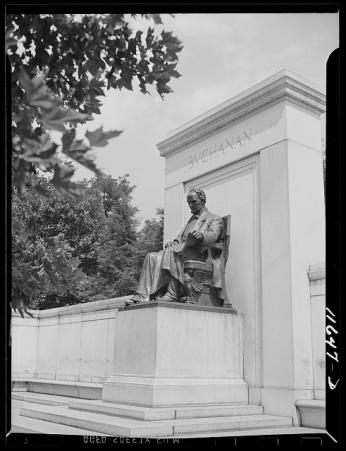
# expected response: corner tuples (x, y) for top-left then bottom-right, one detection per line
(11, 316), (38, 379)
(175, 404), (263, 419)
(13, 394), (317, 437)
(102, 302), (247, 406)
(168, 415), (292, 435)
(20, 404), (174, 437)
(70, 399), (176, 420)
(171, 426), (326, 438)
(36, 322), (59, 380)
(157, 71), (325, 418)
(16, 378), (103, 399)
(260, 134), (324, 421)
(11, 297), (130, 384)
(12, 392), (71, 406)
(296, 400), (325, 429)
(56, 314), (82, 381)
(11, 399), (108, 435)
(11, 416), (106, 435)
(158, 70), (325, 159)
(308, 266), (326, 401)
(261, 387), (313, 424)
(184, 158), (261, 404)
(19, 401), (292, 437)
(69, 399), (263, 420)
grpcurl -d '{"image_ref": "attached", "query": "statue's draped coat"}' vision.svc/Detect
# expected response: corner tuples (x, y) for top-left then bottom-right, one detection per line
(135, 207), (224, 301)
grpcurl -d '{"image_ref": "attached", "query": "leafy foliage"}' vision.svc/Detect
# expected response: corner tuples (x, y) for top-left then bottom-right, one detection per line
(7, 13), (182, 195)
(8, 13), (181, 313)
(137, 208), (164, 256)
(12, 178), (87, 315)
(12, 174), (164, 311)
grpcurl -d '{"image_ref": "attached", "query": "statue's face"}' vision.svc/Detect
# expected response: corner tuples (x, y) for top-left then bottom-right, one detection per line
(187, 192), (204, 215)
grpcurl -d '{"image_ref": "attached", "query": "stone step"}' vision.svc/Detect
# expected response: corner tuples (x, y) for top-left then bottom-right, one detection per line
(69, 399), (264, 420)
(171, 426), (325, 438)
(12, 392), (75, 406)
(161, 414), (293, 435)
(13, 378), (103, 400)
(175, 404), (264, 419)
(20, 404), (292, 437)
(20, 405), (173, 437)
(11, 414), (110, 435)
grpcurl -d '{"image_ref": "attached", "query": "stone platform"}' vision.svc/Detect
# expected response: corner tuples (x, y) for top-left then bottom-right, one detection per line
(11, 301), (296, 437)
(12, 392), (328, 437)
(12, 378), (102, 399)
(15, 392), (295, 437)
(102, 301), (247, 407)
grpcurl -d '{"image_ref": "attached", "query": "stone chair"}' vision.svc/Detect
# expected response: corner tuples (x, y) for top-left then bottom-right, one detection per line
(180, 215), (231, 307)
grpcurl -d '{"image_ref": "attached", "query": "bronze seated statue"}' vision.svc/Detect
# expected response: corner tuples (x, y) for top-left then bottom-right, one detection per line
(126, 187), (232, 308)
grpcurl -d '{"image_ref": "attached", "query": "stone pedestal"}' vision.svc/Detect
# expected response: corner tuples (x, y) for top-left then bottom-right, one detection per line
(102, 301), (248, 407)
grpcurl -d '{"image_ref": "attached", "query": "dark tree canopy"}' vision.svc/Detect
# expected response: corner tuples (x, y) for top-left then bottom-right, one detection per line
(13, 174), (165, 312)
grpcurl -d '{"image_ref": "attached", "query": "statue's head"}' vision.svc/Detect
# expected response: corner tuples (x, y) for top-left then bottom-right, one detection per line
(187, 187), (206, 215)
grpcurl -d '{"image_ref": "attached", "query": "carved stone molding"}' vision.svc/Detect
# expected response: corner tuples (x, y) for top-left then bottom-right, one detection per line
(157, 70), (326, 158)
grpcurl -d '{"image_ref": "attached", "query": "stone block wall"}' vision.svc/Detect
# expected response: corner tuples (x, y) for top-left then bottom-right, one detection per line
(308, 263), (326, 400)
(11, 297), (130, 384)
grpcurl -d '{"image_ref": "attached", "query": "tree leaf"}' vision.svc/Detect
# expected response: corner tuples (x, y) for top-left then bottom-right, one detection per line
(21, 134), (58, 161)
(156, 82), (173, 98)
(59, 109), (90, 123)
(145, 14), (163, 25)
(69, 139), (90, 153)
(5, 30), (17, 52)
(86, 126), (122, 147)
(17, 69), (33, 94)
(51, 164), (82, 199)
(42, 106), (89, 132)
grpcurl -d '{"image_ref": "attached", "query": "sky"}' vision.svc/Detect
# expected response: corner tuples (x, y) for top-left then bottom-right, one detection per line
(71, 13), (339, 225)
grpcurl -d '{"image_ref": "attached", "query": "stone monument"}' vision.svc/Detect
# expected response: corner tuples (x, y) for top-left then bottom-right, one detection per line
(103, 70), (325, 423)
(13, 70), (325, 435)
(156, 70), (326, 422)
(103, 187), (245, 407)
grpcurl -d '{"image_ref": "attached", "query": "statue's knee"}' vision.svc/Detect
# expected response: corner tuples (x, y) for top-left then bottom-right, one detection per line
(146, 252), (158, 263)
(183, 271), (193, 283)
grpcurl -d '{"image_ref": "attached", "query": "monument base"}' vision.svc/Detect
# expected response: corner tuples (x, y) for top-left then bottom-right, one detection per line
(102, 301), (248, 407)
(102, 375), (247, 407)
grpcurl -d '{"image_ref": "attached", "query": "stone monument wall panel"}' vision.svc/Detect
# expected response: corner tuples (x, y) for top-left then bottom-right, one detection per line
(164, 102), (287, 189)
(35, 323), (59, 380)
(112, 307), (158, 376)
(55, 315), (82, 381)
(287, 141), (325, 392)
(311, 292), (325, 400)
(79, 316), (112, 383)
(155, 307), (243, 378)
(260, 141), (295, 388)
(11, 316), (38, 379)
(183, 156), (261, 403)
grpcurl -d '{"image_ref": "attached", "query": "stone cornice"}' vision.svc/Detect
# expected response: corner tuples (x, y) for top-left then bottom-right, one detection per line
(12, 296), (132, 319)
(120, 299), (237, 314)
(308, 263), (326, 281)
(157, 70), (326, 158)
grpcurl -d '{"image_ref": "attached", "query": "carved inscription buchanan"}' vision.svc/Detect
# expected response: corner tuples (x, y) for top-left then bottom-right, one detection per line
(187, 129), (253, 169)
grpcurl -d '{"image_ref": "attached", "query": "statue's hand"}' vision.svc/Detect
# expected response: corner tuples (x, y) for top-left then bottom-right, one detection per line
(190, 231), (204, 241)
(165, 240), (179, 248)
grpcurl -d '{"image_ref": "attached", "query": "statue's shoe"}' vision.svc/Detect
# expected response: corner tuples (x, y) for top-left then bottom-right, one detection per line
(125, 295), (144, 306)
(154, 293), (177, 302)
(124, 300), (136, 306)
